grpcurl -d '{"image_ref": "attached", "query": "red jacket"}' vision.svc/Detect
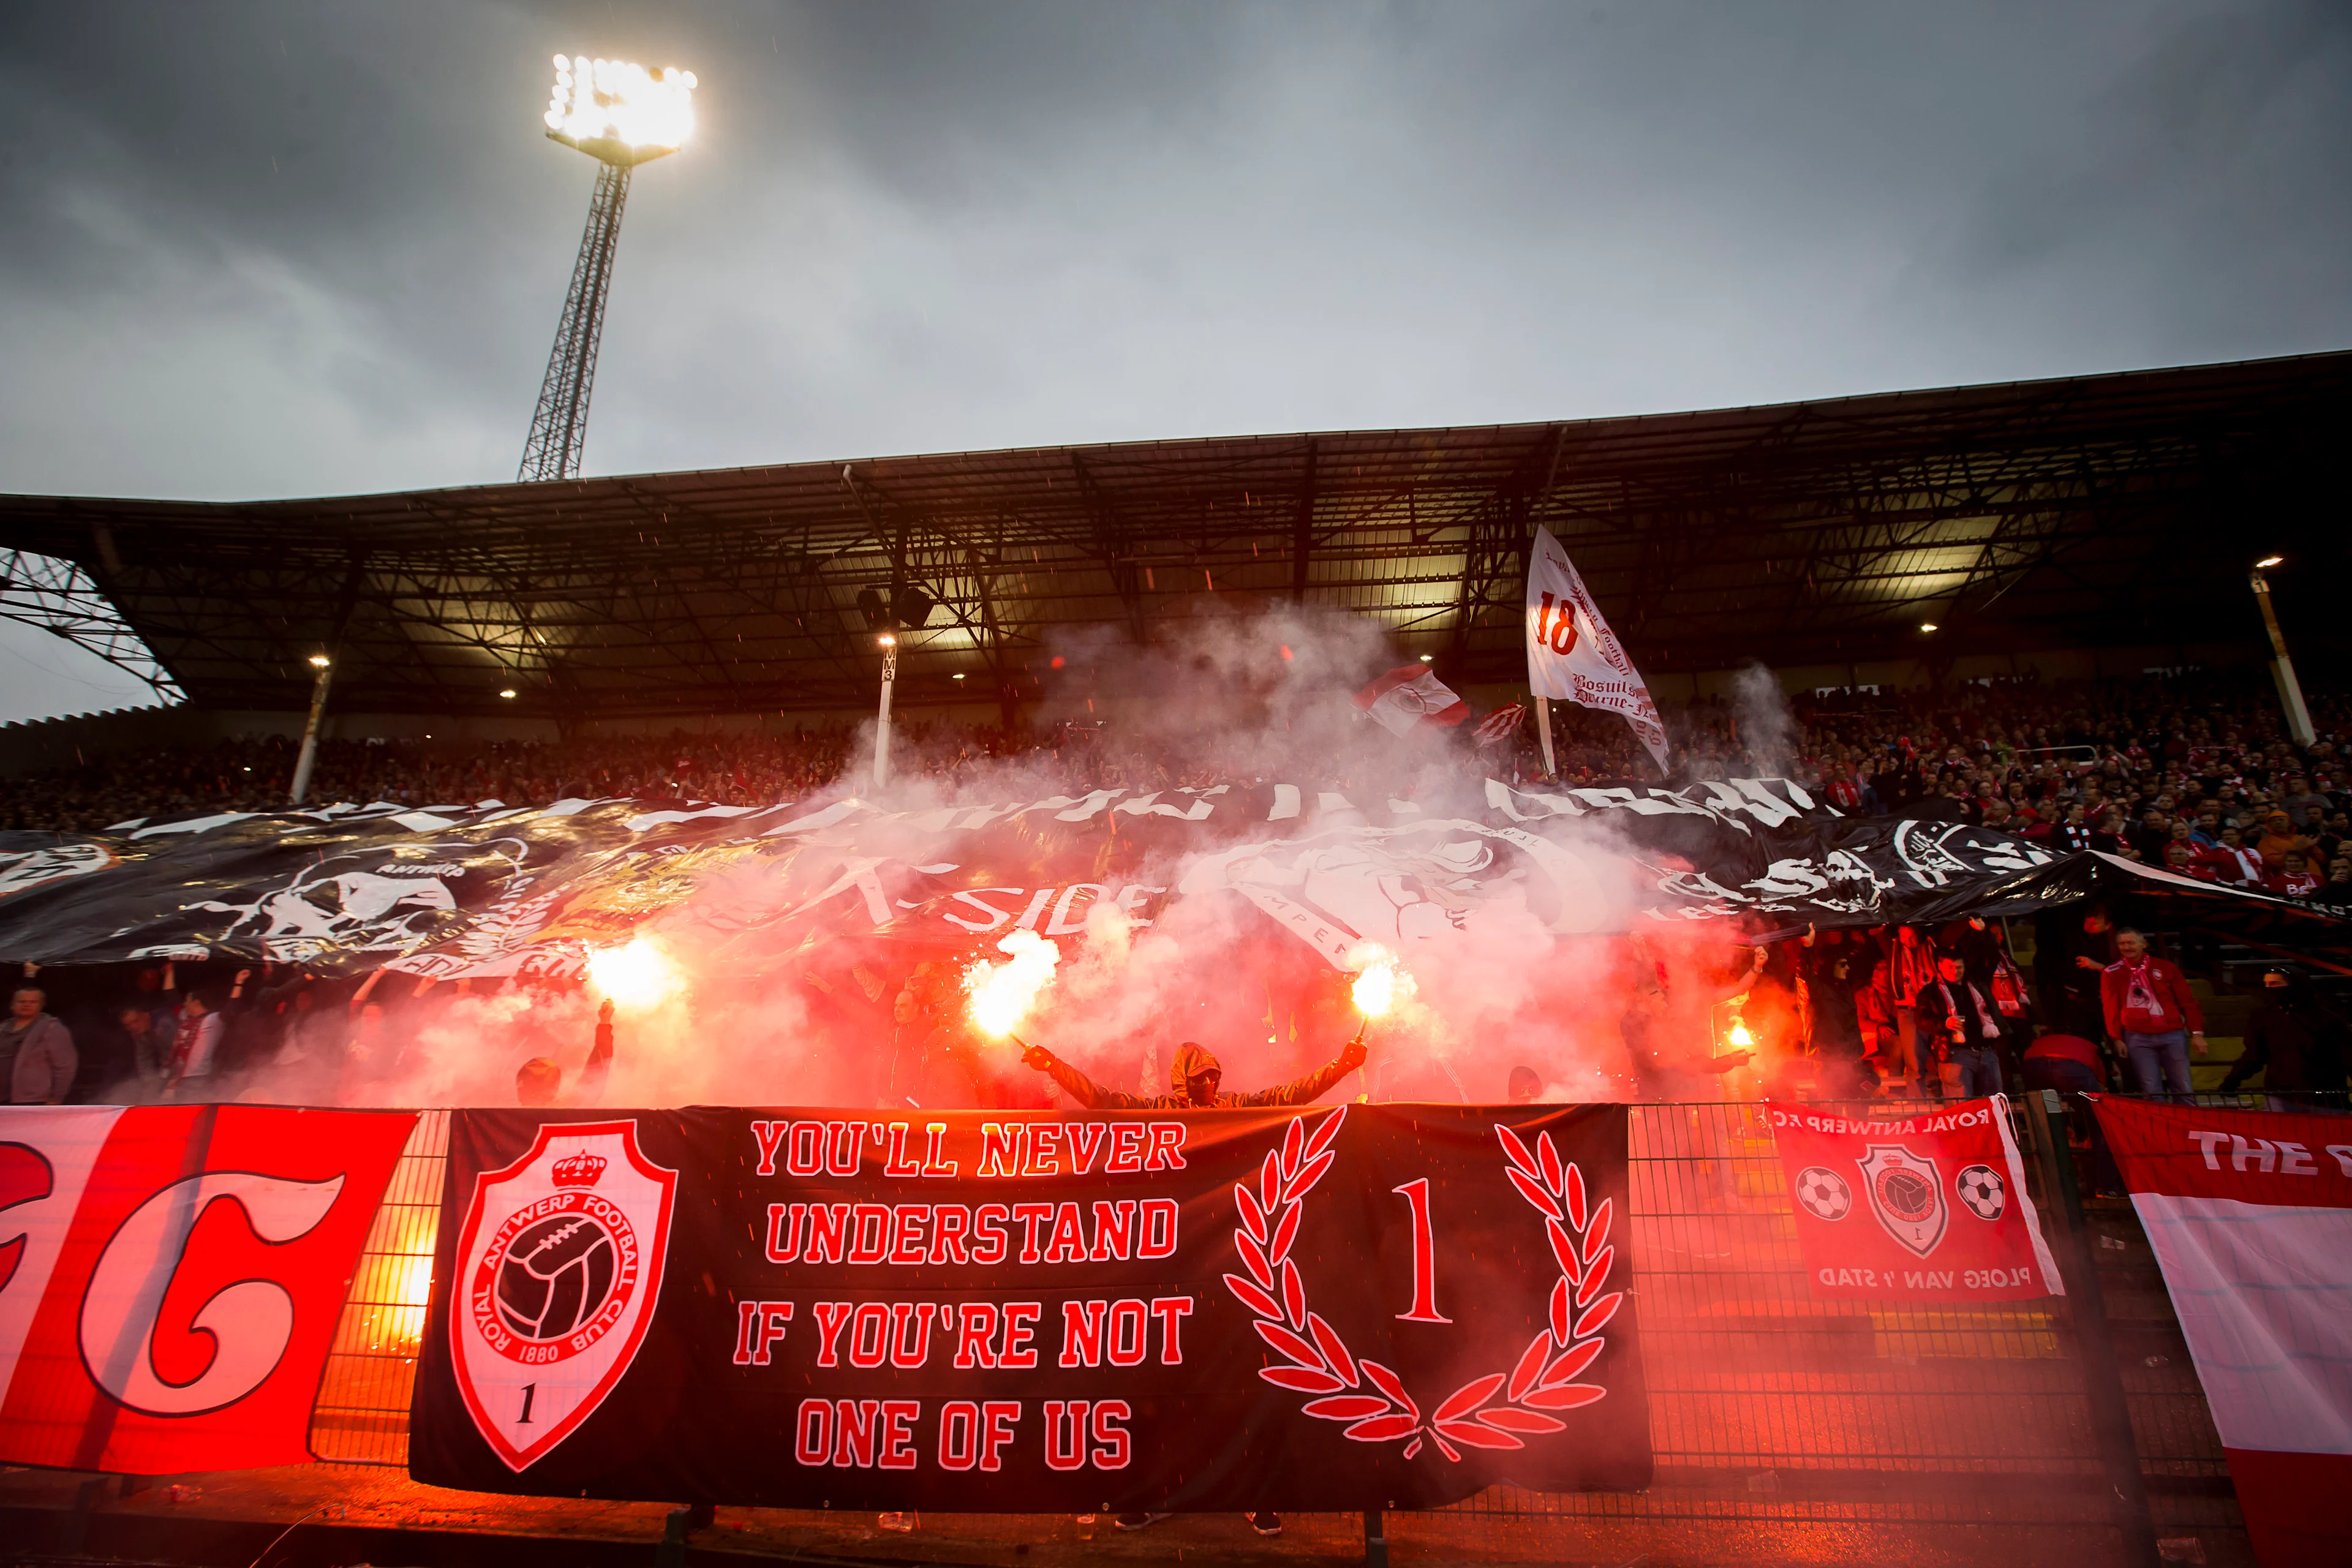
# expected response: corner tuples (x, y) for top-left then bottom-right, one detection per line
(2194, 843), (2264, 886)
(2100, 957), (2203, 1038)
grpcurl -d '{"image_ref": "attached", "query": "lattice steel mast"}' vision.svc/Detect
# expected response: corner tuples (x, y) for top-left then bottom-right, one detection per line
(519, 161), (632, 483)
(517, 54), (697, 484)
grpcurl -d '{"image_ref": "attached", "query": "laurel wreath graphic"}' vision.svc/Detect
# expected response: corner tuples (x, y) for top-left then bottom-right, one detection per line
(1223, 1107), (1619, 1461)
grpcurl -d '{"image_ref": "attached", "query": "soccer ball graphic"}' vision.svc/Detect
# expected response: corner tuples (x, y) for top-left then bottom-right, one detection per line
(1956, 1164), (2007, 1221)
(495, 1213), (619, 1341)
(1795, 1166), (1853, 1221)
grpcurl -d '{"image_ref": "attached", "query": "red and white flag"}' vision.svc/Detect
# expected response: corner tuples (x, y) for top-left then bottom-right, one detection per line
(1473, 703), (1526, 750)
(1525, 526), (1670, 771)
(1353, 666), (1469, 737)
(0, 1106), (415, 1473)
(2094, 1097), (2352, 1567)
(1766, 1097), (2062, 1301)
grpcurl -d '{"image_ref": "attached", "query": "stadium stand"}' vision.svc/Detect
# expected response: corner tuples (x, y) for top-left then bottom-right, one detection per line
(2, 671), (2344, 902)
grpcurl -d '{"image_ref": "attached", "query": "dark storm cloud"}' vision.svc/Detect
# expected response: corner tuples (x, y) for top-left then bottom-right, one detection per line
(0, 0), (2346, 507)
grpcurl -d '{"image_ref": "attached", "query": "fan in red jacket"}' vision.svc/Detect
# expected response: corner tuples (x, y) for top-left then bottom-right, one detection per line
(2099, 929), (2206, 1096)
(2192, 830), (2264, 888)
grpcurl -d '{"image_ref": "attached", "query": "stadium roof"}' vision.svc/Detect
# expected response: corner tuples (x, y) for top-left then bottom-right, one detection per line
(2, 350), (2346, 722)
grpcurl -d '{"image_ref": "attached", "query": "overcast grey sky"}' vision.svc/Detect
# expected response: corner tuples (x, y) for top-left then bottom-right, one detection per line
(1, 1), (2347, 718)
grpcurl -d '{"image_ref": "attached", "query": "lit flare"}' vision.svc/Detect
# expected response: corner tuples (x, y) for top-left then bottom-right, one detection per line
(586, 934), (684, 1012)
(1347, 942), (1417, 1021)
(963, 930), (1060, 1039)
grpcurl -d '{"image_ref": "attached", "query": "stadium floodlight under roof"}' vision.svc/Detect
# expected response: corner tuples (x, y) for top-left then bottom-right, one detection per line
(517, 55), (698, 485)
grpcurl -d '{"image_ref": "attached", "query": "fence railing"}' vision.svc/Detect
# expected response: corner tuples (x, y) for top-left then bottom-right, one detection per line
(311, 1109), (447, 1466)
(304, 1099), (2244, 1561)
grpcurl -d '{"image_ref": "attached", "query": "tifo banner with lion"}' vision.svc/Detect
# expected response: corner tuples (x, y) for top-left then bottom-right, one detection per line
(1766, 1096), (2062, 1302)
(4, 778), (2342, 986)
(407, 1105), (1652, 1509)
(0, 780), (2098, 979)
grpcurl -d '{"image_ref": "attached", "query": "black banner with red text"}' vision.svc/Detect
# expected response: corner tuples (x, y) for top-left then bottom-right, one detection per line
(408, 1105), (1651, 1510)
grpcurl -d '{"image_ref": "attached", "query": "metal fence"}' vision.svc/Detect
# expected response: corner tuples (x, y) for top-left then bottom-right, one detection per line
(311, 1109), (448, 1466)
(304, 1100), (2244, 1564)
(1433, 1098), (2242, 1565)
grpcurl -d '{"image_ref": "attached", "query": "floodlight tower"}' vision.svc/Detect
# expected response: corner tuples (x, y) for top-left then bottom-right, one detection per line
(518, 55), (698, 483)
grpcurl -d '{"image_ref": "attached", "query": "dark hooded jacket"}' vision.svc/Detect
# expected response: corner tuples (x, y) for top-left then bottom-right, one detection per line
(1027, 1038), (1365, 1110)
(2222, 983), (2349, 1093)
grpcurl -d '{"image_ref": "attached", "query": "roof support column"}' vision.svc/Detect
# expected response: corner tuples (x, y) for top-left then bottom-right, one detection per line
(1291, 438), (1317, 603)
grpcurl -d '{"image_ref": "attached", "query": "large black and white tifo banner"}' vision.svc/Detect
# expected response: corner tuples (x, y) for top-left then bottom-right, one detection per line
(0, 777), (2122, 977)
(409, 1106), (1651, 1510)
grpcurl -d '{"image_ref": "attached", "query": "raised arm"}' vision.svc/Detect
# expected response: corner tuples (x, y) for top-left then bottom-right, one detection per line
(1020, 1042), (1145, 1110)
(1234, 1036), (1369, 1107)
(1705, 946), (1770, 1005)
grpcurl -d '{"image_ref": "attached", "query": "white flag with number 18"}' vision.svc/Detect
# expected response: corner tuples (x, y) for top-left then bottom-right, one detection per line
(1525, 525), (1671, 772)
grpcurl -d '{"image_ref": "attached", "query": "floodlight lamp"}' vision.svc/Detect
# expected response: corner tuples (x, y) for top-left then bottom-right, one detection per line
(1419, 654), (1434, 663)
(2255, 556), (2284, 569)
(307, 654), (331, 668)
(877, 633), (897, 648)
(543, 54), (697, 167)
(499, 688), (519, 699)
(952, 672), (966, 680)
(1919, 622), (1939, 632)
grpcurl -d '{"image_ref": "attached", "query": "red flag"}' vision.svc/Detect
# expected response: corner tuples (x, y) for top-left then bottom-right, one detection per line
(2095, 1096), (2352, 1568)
(1473, 703), (1526, 750)
(1765, 1097), (2061, 1300)
(1353, 666), (1469, 737)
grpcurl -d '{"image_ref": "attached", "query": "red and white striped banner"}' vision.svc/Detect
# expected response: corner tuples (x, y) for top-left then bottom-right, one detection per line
(0, 1106), (415, 1473)
(2093, 1096), (2352, 1567)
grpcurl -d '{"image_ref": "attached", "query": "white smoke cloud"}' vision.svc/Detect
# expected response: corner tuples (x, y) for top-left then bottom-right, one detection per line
(1731, 662), (1798, 777)
(205, 605), (1766, 1112)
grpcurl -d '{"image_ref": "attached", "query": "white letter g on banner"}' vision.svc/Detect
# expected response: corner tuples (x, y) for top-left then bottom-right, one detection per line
(79, 1171), (345, 1415)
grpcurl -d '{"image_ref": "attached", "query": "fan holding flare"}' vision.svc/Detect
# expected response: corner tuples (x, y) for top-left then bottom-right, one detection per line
(974, 925), (1368, 1108)
(1018, 1032), (1366, 1110)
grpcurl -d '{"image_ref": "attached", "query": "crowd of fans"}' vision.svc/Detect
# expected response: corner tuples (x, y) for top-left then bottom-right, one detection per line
(1789, 674), (2352, 899)
(6, 902), (2340, 1121)
(0, 670), (2346, 899)
(0, 663), (2348, 1115)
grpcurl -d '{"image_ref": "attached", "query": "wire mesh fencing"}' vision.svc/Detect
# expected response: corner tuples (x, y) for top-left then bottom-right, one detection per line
(1439, 1099), (2120, 1541)
(310, 1109), (448, 1466)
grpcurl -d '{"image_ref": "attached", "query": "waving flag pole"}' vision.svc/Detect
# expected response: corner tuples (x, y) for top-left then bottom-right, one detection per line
(1352, 664), (1470, 737)
(1525, 525), (1672, 775)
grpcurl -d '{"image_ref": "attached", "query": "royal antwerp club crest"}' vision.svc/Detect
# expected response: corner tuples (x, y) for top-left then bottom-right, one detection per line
(1857, 1143), (1947, 1259)
(449, 1120), (677, 1470)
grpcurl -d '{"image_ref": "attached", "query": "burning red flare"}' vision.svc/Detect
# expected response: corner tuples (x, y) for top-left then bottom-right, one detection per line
(1348, 943), (1416, 1020)
(963, 930), (1061, 1038)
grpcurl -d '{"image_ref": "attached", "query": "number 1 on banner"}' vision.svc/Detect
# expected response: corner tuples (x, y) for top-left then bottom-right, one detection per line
(518, 1384), (535, 1424)
(1392, 1178), (1452, 1324)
